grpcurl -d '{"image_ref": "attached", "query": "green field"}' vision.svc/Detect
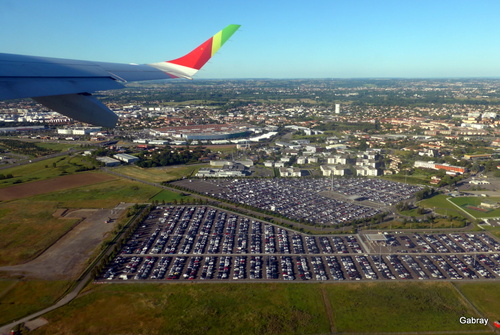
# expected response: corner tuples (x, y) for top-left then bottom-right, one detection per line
(449, 196), (500, 218)
(325, 282), (482, 332)
(0, 280), (71, 325)
(419, 194), (469, 218)
(382, 174), (430, 185)
(380, 217), (466, 229)
(205, 144), (237, 153)
(27, 178), (161, 208)
(399, 208), (420, 217)
(0, 154), (98, 187)
(27, 282), (489, 335)
(32, 283), (329, 335)
(0, 178), (160, 266)
(150, 189), (194, 203)
(0, 200), (80, 265)
(35, 142), (80, 152)
(113, 164), (206, 183)
(457, 282), (500, 324)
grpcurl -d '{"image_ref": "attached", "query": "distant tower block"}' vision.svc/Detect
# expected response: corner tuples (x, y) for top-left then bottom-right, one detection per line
(335, 104), (340, 114)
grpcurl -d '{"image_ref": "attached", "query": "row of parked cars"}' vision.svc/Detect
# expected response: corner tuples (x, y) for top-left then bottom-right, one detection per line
(122, 206), (368, 256)
(102, 251), (500, 282)
(201, 178), (419, 225)
(99, 206), (500, 282)
(382, 232), (500, 254)
(331, 178), (422, 205)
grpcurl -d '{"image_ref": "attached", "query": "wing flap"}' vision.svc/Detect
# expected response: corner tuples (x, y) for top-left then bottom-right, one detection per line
(34, 93), (118, 128)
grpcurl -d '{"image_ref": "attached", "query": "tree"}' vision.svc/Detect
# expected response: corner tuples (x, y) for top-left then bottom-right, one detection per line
(415, 186), (434, 201)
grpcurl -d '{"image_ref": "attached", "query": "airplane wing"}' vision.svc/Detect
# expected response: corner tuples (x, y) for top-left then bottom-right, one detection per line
(0, 24), (240, 127)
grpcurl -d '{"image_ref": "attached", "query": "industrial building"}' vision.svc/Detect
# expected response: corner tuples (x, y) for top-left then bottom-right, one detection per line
(151, 124), (251, 141)
(57, 127), (101, 135)
(464, 154), (492, 160)
(113, 153), (139, 164)
(0, 125), (46, 133)
(196, 162), (249, 178)
(210, 159), (253, 168)
(96, 156), (121, 167)
(414, 161), (467, 174)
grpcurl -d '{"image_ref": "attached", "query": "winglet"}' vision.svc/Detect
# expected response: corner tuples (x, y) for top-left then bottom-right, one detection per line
(147, 24), (240, 79)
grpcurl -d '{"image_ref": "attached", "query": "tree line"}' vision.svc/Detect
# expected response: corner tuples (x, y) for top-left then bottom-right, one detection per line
(136, 146), (210, 168)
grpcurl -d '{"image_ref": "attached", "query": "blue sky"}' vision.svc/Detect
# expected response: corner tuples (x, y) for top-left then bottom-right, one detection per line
(1, 0), (499, 78)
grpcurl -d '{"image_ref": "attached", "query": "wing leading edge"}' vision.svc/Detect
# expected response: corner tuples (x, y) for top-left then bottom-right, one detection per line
(0, 24), (240, 127)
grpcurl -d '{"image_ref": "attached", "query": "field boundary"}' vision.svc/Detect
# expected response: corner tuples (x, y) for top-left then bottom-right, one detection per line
(320, 285), (337, 334)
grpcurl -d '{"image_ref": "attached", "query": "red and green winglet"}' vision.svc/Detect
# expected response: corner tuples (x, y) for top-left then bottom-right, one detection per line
(148, 24), (241, 79)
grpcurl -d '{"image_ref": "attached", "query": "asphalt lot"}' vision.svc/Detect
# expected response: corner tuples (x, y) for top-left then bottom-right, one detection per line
(175, 178), (422, 225)
(98, 205), (500, 283)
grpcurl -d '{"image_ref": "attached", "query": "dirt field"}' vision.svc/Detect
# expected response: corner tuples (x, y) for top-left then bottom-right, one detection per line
(0, 173), (116, 201)
(0, 203), (131, 279)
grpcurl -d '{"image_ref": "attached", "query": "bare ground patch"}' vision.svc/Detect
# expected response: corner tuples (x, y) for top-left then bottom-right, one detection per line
(0, 203), (130, 280)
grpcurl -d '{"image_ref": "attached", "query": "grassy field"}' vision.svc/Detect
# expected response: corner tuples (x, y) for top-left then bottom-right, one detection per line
(0, 154), (98, 188)
(150, 190), (194, 203)
(325, 282), (483, 332)
(0, 166), (163, 327)
(33, 283), (329, 335)
(27, 178), (160, 208)
(379, 218), (466, 229)
(113, 165), (206, 183)
(457, 282), (500, 324)
(475, 220), (500, 239)
(419, 194), (469, 218)
(449, 196), (500, 218)
(34, 142), (80, 152)
(0, 200), (80, 265)
(399, 208), (420, 217)
(0, 280), (71, 325)
(27, 282), (489, 335)
(0, 177), (160, 266)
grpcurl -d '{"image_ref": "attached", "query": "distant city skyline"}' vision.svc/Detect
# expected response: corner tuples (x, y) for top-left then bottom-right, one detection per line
(1, 0), (500, 79)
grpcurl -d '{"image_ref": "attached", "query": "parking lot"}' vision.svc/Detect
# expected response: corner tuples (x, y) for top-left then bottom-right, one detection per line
(98, 206), (500, 282)
(176, 178), (422, 225)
